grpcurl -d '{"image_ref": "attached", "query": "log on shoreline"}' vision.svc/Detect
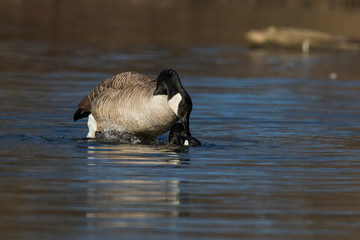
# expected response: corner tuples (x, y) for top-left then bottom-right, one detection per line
(245, 26), (360, 51)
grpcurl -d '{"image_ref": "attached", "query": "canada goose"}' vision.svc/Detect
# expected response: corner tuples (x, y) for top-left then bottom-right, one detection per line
(74, 69), (193, 141)
(168, 123), (201, 146)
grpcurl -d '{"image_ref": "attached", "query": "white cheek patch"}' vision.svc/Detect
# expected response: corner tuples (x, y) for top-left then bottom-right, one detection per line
(168, 93), (182, 115)
(184, 140), (189, 146)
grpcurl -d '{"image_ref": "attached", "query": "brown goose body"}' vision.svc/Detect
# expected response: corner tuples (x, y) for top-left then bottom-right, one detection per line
(75, 72), (178, 138)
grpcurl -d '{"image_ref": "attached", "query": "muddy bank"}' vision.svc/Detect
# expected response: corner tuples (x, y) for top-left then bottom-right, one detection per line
(1, 0), (360, 47)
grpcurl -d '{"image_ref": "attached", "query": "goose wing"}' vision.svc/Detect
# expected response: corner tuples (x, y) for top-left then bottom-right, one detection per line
(73, 72), (156, 121)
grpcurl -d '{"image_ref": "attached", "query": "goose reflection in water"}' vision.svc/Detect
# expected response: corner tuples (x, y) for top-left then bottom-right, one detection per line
(85, 143), (190, 228)
(86, 143), (190, 165)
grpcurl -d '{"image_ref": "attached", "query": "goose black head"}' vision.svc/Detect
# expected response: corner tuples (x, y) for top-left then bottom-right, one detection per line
(154, 69), (193, 135)
(168, 123), (201, 147)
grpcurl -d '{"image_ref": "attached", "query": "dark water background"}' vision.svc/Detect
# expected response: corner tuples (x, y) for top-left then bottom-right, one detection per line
(1, 1), (360, 239)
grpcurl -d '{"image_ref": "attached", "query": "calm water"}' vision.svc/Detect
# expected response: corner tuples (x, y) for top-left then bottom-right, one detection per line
(1, 1), (360, 239)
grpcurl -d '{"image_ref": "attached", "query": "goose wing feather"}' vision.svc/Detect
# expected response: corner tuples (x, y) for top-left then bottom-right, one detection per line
(74, 72), (156, 121)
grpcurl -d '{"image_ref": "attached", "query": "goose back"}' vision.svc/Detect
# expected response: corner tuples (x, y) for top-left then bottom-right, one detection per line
(77, 72), (155, 115)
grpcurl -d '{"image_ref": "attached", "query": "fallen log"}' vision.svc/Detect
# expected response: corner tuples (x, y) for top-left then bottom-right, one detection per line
(245, 26), (360, 51)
